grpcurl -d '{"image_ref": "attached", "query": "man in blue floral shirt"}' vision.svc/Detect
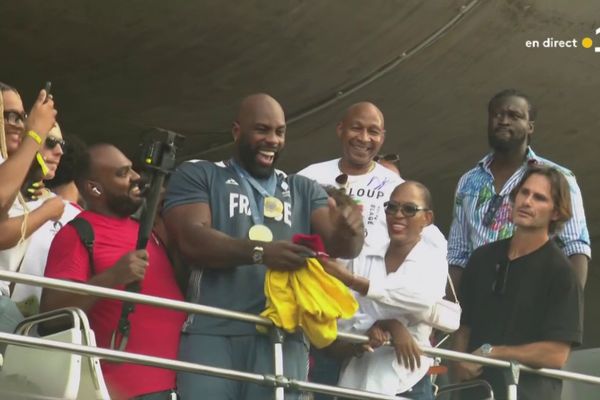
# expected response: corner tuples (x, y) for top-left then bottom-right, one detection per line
(448, 89), (590, 291)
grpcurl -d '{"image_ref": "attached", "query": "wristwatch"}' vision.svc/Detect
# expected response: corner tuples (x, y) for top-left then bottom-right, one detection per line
(251, 246), (264, 265)
(481, 343), (494, 357)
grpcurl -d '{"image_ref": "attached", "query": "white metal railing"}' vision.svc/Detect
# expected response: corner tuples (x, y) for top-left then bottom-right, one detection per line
(1, 269), (600, 399)
(0, 331), (397, 400)
(0, 270), (398, 400)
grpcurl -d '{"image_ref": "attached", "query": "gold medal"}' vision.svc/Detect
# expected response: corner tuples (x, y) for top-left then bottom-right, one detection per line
(248, 224), (273, 242)
(264, 196), (284, 219)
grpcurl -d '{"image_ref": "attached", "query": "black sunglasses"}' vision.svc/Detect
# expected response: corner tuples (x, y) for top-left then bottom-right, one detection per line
(45, 136), (66, 150)
(374, 154), (400, 163)
(384, 201), (429, 217)
(492, 260), (511, 295)
(335, 173), (348, 185)
(335, 174), (349, 192)
(3, 110), (27, 126)
(482, 194), (503, 227)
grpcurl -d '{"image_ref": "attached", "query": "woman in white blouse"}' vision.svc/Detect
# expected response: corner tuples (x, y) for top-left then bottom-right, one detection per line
(321, 181), (447, 399)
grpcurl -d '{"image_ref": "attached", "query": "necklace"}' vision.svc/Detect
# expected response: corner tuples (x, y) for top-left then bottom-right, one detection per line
(337, 159), (376, 176)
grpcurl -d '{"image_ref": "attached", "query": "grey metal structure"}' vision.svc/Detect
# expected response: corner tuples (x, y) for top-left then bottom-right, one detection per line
(1, 270), (600, 400)
(0, 332), (398, 400)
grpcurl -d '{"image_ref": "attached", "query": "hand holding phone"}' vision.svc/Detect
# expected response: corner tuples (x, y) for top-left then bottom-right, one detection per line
(43, 81), (52, 103)
(26, 82), (57, 140)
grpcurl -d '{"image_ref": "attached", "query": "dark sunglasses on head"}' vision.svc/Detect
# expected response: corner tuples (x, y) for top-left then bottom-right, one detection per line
(374, 154), (400, 163)
(483, 194), (504, 227)
(335, 173), (349, 186)
(45, 136), (66, 150)
(3, 110), (27, 126)
(384, 201), (429, 217)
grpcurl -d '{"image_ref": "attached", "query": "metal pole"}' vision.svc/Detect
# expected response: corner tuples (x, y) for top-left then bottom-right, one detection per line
(270, 327), (286, 400)
(421, 345), (600, 386)
(2, 270), (600, 388)
(506, 361), (520, 400)
(0, 270), (269, 326)
(0, 332), (397, 400)
(0, 332), (265, 383)
(338, 330), (600, 387)
(289, 380), (410, 400)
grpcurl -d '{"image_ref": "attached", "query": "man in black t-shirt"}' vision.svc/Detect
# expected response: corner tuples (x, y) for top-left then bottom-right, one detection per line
(450, 165), (583, 400)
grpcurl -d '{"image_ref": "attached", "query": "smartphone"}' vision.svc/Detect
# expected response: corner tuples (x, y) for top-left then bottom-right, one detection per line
(43, 81), (52, 103)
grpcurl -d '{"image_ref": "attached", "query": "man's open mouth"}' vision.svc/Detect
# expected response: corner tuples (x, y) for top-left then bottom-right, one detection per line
(256, 150), (276, 167)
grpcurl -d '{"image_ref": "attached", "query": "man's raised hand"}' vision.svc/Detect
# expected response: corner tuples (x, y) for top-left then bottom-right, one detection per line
(328, 196), (363, 238)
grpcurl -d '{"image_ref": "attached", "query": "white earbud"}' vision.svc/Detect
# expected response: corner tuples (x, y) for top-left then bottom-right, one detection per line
(92, 187), (101, 195)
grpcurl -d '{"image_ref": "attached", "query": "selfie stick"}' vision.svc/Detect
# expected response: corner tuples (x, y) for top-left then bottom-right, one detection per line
(111, 128), (184, 350)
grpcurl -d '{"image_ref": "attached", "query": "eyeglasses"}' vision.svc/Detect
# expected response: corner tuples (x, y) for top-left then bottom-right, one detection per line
(374, 154), (400, 163)
(3, 110), (27, 126)
(45, 136), (66, 150)
(492, 260), (511, 295)
(482, 194), (503, 227)
(384, 201), (429, 217)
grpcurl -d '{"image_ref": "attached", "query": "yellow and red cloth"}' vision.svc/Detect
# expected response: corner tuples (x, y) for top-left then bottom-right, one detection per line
(259, 235), (358, 348)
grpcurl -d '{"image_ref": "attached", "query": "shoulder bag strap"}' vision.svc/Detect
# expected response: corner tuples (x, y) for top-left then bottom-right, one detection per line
(447, 271), (459, 304)
(68, 218), (96, 276)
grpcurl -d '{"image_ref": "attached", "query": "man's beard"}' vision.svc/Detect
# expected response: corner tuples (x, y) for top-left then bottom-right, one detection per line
(238, 137), (280, 179)
(488, 129), (528, 152)
(106, 193), (143, 217)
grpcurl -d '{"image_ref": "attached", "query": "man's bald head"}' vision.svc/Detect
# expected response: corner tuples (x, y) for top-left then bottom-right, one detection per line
(232, 93), (286, 178)
(236, 93), (285, 127)
(341, 102), (385, 129)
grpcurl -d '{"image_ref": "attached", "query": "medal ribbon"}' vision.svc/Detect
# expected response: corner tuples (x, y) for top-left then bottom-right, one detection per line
(228, 158), (277, 225)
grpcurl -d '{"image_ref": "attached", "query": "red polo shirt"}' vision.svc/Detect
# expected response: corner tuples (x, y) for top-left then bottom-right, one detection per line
(45, 210), (186, 398)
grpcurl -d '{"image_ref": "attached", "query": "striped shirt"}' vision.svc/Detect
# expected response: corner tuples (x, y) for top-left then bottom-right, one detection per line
(448, 147), (591, 268)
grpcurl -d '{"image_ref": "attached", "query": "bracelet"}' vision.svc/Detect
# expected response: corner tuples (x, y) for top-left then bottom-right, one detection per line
(27, 130), (42, 144)
(35, 152), (50, 176)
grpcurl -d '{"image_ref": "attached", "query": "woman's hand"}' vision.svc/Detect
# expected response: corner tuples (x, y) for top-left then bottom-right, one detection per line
(319, 257), (372, 295)
(367, 322), (390, 349)
(387, 320), (422, 371)
(319, 257), (351, 284)
(25, 180), (45, 201)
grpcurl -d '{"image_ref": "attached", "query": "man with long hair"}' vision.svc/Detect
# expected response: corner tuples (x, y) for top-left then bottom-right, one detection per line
(451, 165), (583, 400)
